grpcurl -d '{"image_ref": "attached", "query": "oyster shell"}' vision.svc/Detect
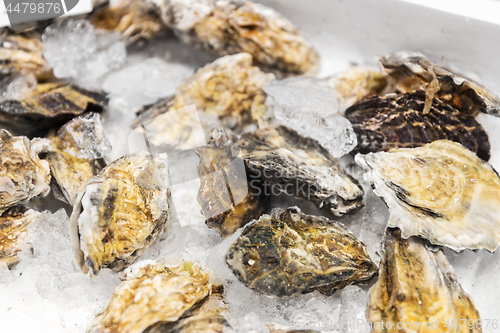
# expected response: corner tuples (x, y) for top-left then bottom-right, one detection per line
(196, 125), (268, 237)
(355, 140), (500, 252)
(88, 261), (211, 333)
(46, 113), (109, 205)
(381, 50), (500, 116)
(236, 125), (364, 216)
(0, 82), (108, 137)
(226, 207), (377, 297)
(90, 0), (166, 44)
(146, 314), (233, 333)
(367, 228), (481, 333)
(0, 129), (51, 213)
(345, 90), (491, 160)
(0, 205), (39, 267)
(158, 0), (319, 75)
(70, 152), (171, 276)
(0, 30), (53, 80)
(328, 68), (388, 112)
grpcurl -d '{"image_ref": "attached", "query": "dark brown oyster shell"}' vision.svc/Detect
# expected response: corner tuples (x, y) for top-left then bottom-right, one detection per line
(345, 90), (490, 160)
(367, 228), (481, 333)
(236, 125), (363, 216)
(226, 207), (377, 297)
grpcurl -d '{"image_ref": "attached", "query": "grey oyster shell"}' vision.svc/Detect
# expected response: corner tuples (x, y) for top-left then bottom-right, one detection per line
(226, 207), (377, 297)
(158, 0), (319, 75)
(0, 129), (51, 213)
(356, 140), (500, 252)
(345, 90), (491, 160)
(236, 125), (364, 216)
(367, 228), (481, 332)
(70, 152), (171, 276)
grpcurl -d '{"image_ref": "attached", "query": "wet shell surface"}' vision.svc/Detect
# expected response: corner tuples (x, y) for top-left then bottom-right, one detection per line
(146, 314), (233, 333)
(381, 50), (500, 117)
(226, 207), (377, 297)
(159, 0), (319, 75)
(0, 82), (108, 137)
(88, 261), (211, 333)
(355, 140), (500, 252)
(0, 205), (39, 267)
(0, 129), (51, 213)
(196, 125), (268, 237)
(345, 90), (491, 160)
(236, 125), (364, 216)
(367, 228), (481, 333)
(70, 152), (171, 276)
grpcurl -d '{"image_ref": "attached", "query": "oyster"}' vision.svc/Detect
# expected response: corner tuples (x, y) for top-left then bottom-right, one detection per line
(345, 90), (491, 160)
(0, 30), (53, 80)
(46, 113), (110, 205)
(236, 125), (364, 216)
(91, 0), (166, 44)
(0, 205), (39, 267)
(70, 152), (171, 276)
(328, 68), (388, 112)
(356, 140), (500, 252)
(226, 207), (377, 297)
(88, 261), (211, 333)
(196, 125), (268, 237)
(0, 129), (51, 213)
(367, 228), (481, 333)
(381, 50), (500, 116)
(158, 0), (319, 75)
(0, 82), (108, 137)
(146, 314), (233, 333)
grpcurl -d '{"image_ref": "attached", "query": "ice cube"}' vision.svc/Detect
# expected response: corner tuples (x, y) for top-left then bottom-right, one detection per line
(476, 113), (500, 172)
(339, 286), (370, 333)
(264, 76), (357, 158)
(42, 19), (126, 81)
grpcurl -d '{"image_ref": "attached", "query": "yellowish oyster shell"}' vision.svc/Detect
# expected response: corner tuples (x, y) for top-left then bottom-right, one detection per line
(70, 152), (171, 276)
(159, 0), (319, 75)
(367, 228), (481, 333)
(355, 140), (500, 251)
(88, 261), (211, 333)
(0, 129), (51, 213)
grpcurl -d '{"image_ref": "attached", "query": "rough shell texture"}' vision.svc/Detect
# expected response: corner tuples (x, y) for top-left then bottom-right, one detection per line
(236, 125), (364, 216)
(328, 68), (387, 113)
(381, 50), (500, 117)
(0, 30), (53, 80)
(367, 228), (481, 333)
(159, 0), (319, 75)
(196, 125), (268, 237)
(226, 207), (377, 297)
(0, 129), (51, 213)
(356, 140), (500, 252)
(91, 0), (167, 44)
(146, 314), (233, 333)
(0, 82), (108, 137)
(70, 152), (171, 276)
(88, 262), (211, 333)
(0, 205), (39, 267)
(345, 90), (491, 160)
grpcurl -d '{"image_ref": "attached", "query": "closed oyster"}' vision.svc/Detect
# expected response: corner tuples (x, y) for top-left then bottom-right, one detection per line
(226, 207), (377, 297)
(367, 228), (481, 333)
(0, 30), (53, 80)
(0, 82), (108, 137)
(0, 205), (39, 267)
(146, 314), (233, 333)
(381, 50), (500, 116)
(70, 152), (171, 276)
(355, 140), (500, 252)
(159, 0), (319, 75)
(88, 261), (211, 333)
(196, 125), (268, 237)
(345, 90), (490, 160)
(236, 125), (364, 216)
(46, 113), (110, 205)
(0, 129), (51, 213)
(91, 0), (166, 44)
(328, 68), (388, 112)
